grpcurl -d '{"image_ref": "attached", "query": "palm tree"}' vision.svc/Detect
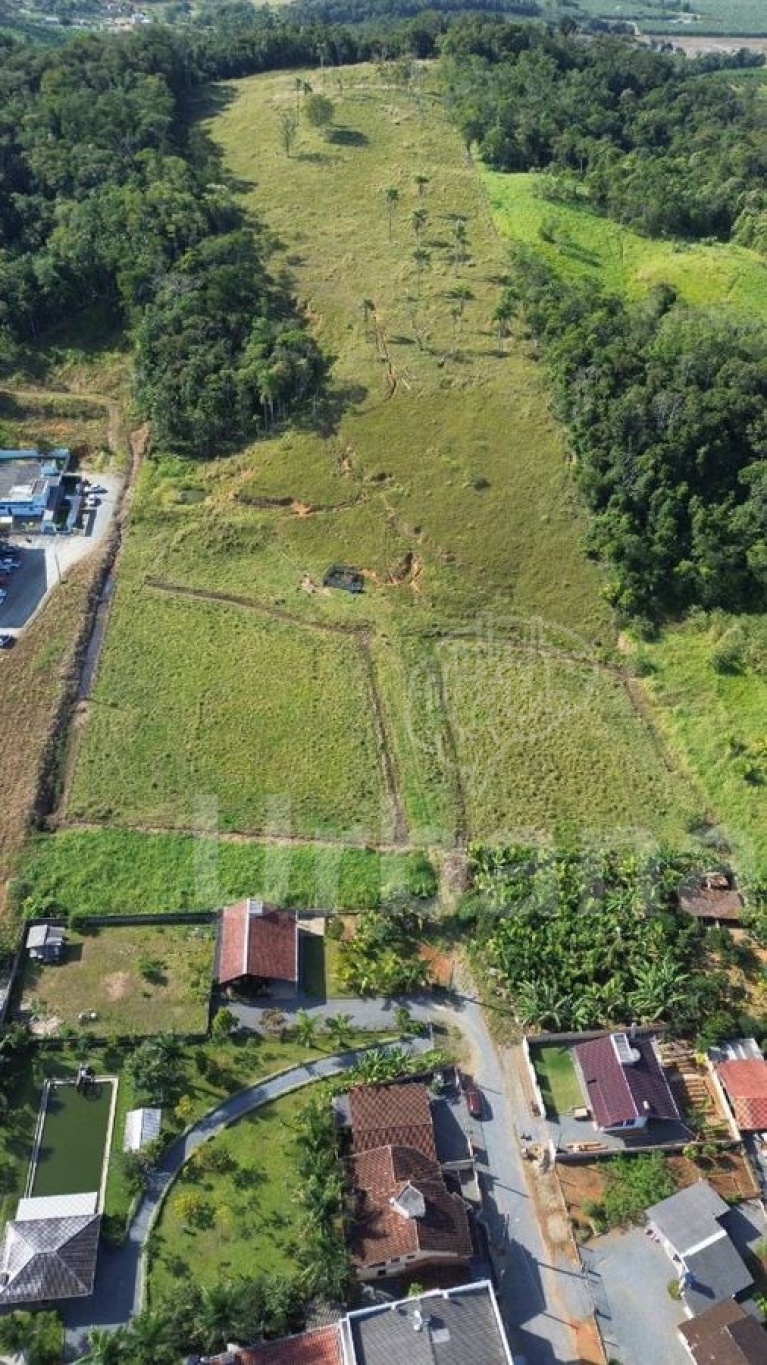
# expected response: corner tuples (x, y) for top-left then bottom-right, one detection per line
(124, 1310), (174, 1364)
(362, 297), (376, 337)
(412, 247), (431, 299)
(411, 207), (428, 242)
(384, 186), (399, 241)
(79, 1327), (129, 1365)
(414, 173), (429, 198)
(294, 1008), (318, 1049)
(492, 295), (514, 352)
(324, 1012), (354, 1049)
(451, 216), (469, 270)
(193, 1281), (243, 1353)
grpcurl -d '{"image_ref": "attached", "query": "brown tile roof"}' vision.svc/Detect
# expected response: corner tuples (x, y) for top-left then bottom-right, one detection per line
(213, 1325), (342, 1365)
(349, 1083), (437, 1160)
(348, 1144), (472, 1270)
(678, 1300), (767, 1365)
(573, 1033), (681, 1130)
(717, 1059), (767, 1131)
(216, 900), (298, 985)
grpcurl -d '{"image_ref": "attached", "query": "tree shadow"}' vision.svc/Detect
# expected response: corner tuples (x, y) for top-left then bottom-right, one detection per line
(295, 151), (337, 166)
(294, 382), (369, 439)
(327, 127), (369, 146)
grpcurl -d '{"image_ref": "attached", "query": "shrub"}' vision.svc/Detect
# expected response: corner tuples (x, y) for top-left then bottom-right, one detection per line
(667, 1278), (682, 1300)
(325, 916), (345, 941)
(603, 1155), (676, 1228)
(405, 851), (438, 899)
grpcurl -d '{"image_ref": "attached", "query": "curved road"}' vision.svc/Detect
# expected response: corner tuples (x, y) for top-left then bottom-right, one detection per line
(62, 1042), (428, 1357)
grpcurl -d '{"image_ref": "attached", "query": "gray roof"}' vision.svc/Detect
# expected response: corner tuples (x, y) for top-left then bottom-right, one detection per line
(124, 1107), (162, 1152)
(647, 1181), (730, 1254)
(0, 1214), (100, 1305)
(343, 1281), (513, 1365)
(26, 924), (64, 950)
(683, 1236), (753, 1317)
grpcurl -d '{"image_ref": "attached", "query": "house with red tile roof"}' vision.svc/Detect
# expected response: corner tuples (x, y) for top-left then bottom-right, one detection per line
(715, 1059), (767, 1133)
(348, 1084), (437, 1161)
(347, 1143), (473, 1280)
(207, 1323), (342, 1365)
(214, 899), (299, 992)
(572, 1031), (681, 1134)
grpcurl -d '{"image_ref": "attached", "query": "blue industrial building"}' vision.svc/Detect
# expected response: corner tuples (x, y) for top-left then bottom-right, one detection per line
(0, 448), (70, 530)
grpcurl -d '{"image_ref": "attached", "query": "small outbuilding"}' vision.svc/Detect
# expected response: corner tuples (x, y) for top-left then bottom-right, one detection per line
(679, 871), (744, 924)
(124, 1107), (162, 1152)
(26, 923), (66, 963)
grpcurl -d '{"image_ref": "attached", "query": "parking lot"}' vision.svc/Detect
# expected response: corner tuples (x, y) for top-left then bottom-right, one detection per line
(0, 469), (121, 636)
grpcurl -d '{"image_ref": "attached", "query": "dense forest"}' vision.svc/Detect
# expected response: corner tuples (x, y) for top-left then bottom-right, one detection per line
(440, 18), (765, 620)
(441, 18), (766, 242)
(499, 257), (766, 622)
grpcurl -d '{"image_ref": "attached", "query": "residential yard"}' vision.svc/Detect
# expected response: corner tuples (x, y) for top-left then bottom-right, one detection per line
(559, 1150), (759, 1238)
(17, 923), (215, 1036)
(530, 1044), (582, 1116)
(148, 1088), (308, 1301)
(483, 169), (767, 317)
(15, 829), (425, 916)
(301, 928), (354, 1000)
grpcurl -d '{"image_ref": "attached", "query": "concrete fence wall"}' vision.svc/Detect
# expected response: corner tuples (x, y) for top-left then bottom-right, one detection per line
(521, 1036), (548, 1120)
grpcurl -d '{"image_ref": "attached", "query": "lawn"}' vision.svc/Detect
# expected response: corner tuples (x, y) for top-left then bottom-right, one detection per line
(148, 1088), (309, 1301)
(531, 1044), (583, 1117)
(634, 614), (767, 880)
(18, 923), (215, 1036)
(436, 638), (700, 841)
(30, 1079), (114, 1199)
(15, 829), (426, 916)
(301, 928), (354, 1000)
(483, 171), (767, 318)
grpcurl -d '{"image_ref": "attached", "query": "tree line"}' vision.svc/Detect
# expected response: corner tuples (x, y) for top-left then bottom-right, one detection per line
(440, 17), (766, 243)
(498, 255), (765, 622)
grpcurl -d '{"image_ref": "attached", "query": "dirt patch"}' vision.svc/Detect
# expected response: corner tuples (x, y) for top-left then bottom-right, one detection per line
(419, 942), (455, 989)
(573, 1315), (604, 1365)
(558, 1148), (759, 1230)
(104, 971), (132, 1001)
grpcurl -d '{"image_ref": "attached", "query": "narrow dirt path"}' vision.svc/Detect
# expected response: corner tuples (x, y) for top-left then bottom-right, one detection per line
(52, 815), (426, 854)
(357, 635), (408, 844)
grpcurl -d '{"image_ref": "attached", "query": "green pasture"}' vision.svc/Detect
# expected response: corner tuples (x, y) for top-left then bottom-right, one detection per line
(62, 64), (704, 851)
(69, 591), (386, 838)
(638, 615), (767, 879)
(31, 1080), (113, 1198)
(483, 171), (767, 317)
(15, 829), (424, 916)
(436, 638), (700, 840)
(559, 0), (767, 35)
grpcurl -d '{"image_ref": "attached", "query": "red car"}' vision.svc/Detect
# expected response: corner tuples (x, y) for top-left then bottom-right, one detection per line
(461, 1073), (484, 1119)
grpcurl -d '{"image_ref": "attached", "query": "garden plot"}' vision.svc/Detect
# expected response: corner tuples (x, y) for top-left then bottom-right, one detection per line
(18, 923), (214, 1036)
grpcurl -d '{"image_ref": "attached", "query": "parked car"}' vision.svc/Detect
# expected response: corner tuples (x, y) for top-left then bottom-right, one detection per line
(84, 496), (100, 509)
(461, 1073), (484, 1119)
(0, 588), (7, 603)
(0, 560), (19, 571)
(0, 633), (15, 649)
(89, 484), (107, 495)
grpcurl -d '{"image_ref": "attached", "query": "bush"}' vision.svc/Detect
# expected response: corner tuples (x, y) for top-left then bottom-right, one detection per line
(405, 851), (438, 899)
(603, 1154), (676, 1228)
(325, 916), (345, 941)
(667, 1278), (682, 1300)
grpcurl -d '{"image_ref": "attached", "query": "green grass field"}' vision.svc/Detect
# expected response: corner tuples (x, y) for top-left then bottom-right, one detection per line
(51, 63), (703, 859)
(148, 1088), (307, 1301)
(436, 638), (698, 840)
(483, 171), (767, 317)
(19, 924), (214, 1036)
(530, 1044), (583, 1117)
(635, 615), (767, 879)
(558, 0), (767, 36)
(31, 1079), (113, 1198)
(15, 829), (424, 916)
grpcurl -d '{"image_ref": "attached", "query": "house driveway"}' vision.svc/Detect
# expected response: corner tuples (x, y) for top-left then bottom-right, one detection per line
(580, 1227), (690, 1365)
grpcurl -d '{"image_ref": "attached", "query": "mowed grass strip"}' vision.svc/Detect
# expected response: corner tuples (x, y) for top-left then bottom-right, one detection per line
(436, 639), (700, 840)
(530, 1044), (583, 1117)
(483, 170), (767, 318)
(20, 924), (214, 1036)
(16, 829), (424, 915)
(68, 591), (387, 837)
(31, 1080), (113, 1198)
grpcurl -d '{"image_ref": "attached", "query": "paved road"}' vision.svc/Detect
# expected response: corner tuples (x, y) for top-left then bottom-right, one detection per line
(62, 1041), (429, 1358)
